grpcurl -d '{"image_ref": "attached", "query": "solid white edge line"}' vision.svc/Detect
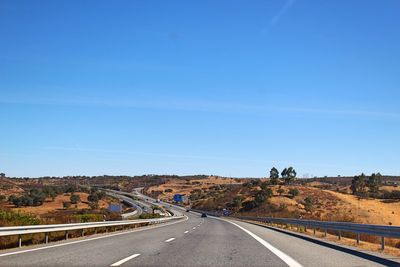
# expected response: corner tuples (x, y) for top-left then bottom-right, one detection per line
(165, 238), (175, 242)
(0, 216), (188, 258)
(192, 227), (196, 229)
(184, 231), (189, 234)
(221, 219), (303, 267)
(110, 253), (140, 266)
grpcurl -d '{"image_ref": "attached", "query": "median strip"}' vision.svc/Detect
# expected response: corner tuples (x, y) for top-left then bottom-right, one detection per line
(110, 253), (140, 266)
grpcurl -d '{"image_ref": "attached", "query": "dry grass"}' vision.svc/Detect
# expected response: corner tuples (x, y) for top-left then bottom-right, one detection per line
(0, 178), (24, 197)
(328, 191), (400, 225)
(264, 186), (400, 225)
(12, 193), (110, 216)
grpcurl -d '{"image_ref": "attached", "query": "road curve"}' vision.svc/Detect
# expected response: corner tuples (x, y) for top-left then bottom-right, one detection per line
(0, 212), (398, 266)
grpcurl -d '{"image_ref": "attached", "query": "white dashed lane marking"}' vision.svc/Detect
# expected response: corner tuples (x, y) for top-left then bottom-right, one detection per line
(110, 253), (140, 266)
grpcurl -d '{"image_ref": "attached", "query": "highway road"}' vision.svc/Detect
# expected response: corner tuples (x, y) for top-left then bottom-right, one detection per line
(104, 189), (155, 216)
(1, 210), (399, 267)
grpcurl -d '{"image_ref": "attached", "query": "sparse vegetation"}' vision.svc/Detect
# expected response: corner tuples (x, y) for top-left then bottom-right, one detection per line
(277, 187), (285, 196)
(288, 188), (300, 198)
(70, 194), (81, 204)
(303, 197), (315, 212)
(232, 196), (244, 207)
(139, 213), (162, 219)
(0, 210), (41, 226)
(62, 201), (71, 209)
(8, 189), (47, 207)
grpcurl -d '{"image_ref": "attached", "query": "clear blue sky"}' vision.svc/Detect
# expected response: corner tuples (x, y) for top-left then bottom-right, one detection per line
(1, 0), (399, 178)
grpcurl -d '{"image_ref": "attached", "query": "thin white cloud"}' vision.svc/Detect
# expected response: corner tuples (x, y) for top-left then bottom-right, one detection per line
(1, 95), (399, 120)
(261, 0), (296, 35)
(270, 0), (296, 26)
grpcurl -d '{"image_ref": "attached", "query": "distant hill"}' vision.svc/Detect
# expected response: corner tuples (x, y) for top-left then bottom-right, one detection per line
(299, 176), (400, 186)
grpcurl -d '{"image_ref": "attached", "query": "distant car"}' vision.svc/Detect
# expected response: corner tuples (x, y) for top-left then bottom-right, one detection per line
(186, 209), (190, 212)
(201, 213), (207, 218)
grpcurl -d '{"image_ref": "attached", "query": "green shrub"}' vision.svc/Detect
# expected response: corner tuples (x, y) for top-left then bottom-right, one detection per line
(288, 188), (300, 198)
(0, 210), (41, 226)
(70, 194), (81, 204)
(72, 214), (103, 223)
(241, 200), (258, 211)
(139, 213), (162, 219)
(63, 201), (71, 209)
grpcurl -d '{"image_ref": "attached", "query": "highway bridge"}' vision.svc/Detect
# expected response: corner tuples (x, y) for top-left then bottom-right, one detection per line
(1, 194), (399, 266)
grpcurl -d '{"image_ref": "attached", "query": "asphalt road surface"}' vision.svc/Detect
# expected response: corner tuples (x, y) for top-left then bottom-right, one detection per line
(1, 211), (399, 267)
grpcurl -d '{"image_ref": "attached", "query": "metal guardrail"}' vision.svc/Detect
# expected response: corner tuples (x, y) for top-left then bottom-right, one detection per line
(0, 216), (184, 248)
(237, 216), (400, 250)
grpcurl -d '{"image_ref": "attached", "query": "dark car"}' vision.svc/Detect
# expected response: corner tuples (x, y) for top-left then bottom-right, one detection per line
(186, 209), (190, 212)
(201, 213), (207, 218)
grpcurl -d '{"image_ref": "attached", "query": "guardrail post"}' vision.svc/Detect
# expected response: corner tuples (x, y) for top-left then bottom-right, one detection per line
(381, 237), (385, 251)
(313, 228), (316, 235)
(81, 229), (85, 237)
(356, 233), (360, 245)
(45, 233), (49, 244)
(338, 231), (341, 240)
(324, 229), (327, 237)
(65, 231), (69, 240)
(304, 226), (307, 232)
(18, 235), (22, 248)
